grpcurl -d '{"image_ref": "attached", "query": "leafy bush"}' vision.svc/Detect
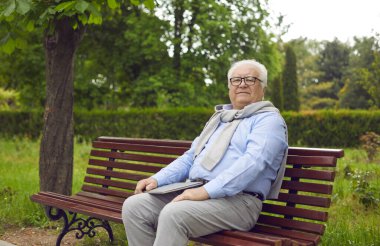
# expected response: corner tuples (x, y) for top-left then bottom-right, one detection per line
(348, 170), (380, 209)
(359, 131), (380, 162)
(308, 97), (337, 109)
(0, 88), (20, 110)
(0, 110), (43, 139)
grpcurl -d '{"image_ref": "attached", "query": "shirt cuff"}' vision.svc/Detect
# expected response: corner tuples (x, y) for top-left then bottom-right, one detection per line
(151, 172), (169, 187)
(203, 180), (225, 199)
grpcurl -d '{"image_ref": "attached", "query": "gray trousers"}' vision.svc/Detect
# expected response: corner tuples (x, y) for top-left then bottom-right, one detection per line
(121, 191), (262, 246)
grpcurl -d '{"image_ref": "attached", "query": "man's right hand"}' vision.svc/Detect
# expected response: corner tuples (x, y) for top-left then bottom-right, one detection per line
(134, 177), (158, 194)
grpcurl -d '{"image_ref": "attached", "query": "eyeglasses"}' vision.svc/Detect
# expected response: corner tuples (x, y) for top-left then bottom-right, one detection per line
(229, 76), (262, 86)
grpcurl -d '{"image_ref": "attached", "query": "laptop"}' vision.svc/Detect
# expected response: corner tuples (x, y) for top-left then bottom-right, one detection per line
(147, 180), (203, 194)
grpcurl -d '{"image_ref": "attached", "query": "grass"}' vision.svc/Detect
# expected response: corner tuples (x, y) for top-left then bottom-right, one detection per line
(322, 149), (380, 246)
(0, 138), (379, 245)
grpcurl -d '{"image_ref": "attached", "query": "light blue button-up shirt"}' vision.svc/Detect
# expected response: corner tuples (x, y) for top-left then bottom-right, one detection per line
(152, 110), (288, 200)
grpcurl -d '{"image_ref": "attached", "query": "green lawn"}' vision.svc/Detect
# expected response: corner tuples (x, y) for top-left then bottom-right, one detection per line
(0, 138), (379, 245)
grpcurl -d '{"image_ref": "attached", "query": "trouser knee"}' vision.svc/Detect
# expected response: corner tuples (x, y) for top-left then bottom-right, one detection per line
(158, 202), (189, 233)
(122, 194), (143, 223)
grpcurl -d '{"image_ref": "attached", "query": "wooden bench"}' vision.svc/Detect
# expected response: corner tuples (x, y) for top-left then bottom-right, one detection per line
(31, 136), (344, 246)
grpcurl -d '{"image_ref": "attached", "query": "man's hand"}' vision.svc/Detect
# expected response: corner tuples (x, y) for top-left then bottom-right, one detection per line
(135, 177), (158, 194)
(172, 186), (210, 202)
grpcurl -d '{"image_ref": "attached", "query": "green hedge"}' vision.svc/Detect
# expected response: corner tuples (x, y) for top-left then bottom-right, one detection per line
(74, 108), (211, 141)
(1, 109), (379, 147)
(284, 110), (380, 147)
(0, 110), (43, 139)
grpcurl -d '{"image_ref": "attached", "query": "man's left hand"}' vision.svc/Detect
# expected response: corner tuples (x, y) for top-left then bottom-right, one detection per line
(172, 186), (210, 202)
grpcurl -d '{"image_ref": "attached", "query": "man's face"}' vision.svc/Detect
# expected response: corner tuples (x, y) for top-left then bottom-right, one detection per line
(228, 64), (265, 109)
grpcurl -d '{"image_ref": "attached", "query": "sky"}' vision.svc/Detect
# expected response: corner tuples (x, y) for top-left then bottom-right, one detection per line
(268, 0), (380, 42)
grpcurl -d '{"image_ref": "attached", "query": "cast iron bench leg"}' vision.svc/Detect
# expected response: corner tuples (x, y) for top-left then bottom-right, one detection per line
(46, 207), (114, 246)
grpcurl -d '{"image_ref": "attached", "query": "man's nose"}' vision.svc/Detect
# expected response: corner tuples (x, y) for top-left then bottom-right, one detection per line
(238, 79), (248, 87)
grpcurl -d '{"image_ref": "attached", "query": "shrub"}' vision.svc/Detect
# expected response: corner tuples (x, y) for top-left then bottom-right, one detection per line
(0, 88), (20, 110)
(348, 170), (380, 209)
(359, 132), (380, 162)
(283, 110), (380, 147)
(0, 109), (379, 148)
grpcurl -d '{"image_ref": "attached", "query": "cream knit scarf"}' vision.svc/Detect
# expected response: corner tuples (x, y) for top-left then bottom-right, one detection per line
(194, 101), (278, 170)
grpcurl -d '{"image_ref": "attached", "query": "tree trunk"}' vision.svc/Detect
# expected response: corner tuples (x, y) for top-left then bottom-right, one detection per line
(187, 0), (200, 52)
(39, 17), (85, 195)
(173, 0), (185, 82)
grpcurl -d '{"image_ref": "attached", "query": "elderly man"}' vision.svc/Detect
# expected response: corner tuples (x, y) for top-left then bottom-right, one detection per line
(122, 59), (288, 246)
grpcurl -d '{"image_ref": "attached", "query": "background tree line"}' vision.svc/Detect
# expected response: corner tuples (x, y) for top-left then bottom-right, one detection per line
(0, 0), (379, 198)
(2, 0), (378, 112)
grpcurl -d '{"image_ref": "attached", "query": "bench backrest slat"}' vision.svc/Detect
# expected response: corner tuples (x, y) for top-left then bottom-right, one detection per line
(287, 147), (343, 158)
(97, 136), (193, 147)
(93, 141), (189, 155)
(273, 193), (331, 208)
(90, 150), (176, 164)
(84, 177), (136, 190)
(284, 168), (335, 181)
(262, 204), (328, 221)
(87, 168), (149, 182)
(287, 155), (337, 167)
(80, 137), (343, 241)
(82, 184), (133, 198)
(88, 159), (162, 173)
(96, 137), (344, 157)
(281, 180), (333, 194)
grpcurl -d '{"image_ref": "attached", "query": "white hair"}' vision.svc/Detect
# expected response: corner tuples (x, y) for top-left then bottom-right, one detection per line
(227, 59), (268, 88)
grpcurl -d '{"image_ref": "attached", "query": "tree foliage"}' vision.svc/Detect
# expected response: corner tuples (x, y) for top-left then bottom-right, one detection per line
(0, 0), (154, 195)
(318, 38), (350, 86)
(1, 1), (379, 118)
(302, 81), (337, 109)
(271, 75), (283, 110)
(282, 45), (299, 111)
(72, 0), (283, 108)
(339, 36), (380, 109)
(288, 38), (322, 86)
(289, 36), (380, 110)
(0, 87), (19, 110)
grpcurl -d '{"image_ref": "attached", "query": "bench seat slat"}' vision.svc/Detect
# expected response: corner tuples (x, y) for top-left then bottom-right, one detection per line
(262, 204), (328, 221)
(93, 141), (187, 155)
(285, 168), (335, 181)
(75, 191), (125, 204)
(88, 159), (163, 173)
(84, 176), (136, 190)
(220, 231), (291, 246)
(195, 233), (269, 246)
(31, 193), (122, 223)
(37, 192), (122, 212)
(90, 150), (176, 164)
(42, 191), (123, 207)
(86, 168), (149, 181)
(253, 225), (320, 245)
(257, 215), (325, 234)
(272, 193), (331, 207)
(281, 180), (333, 194)
(71, 194), (124, 208)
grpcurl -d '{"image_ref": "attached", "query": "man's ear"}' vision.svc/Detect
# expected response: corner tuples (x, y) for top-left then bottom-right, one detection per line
(262, 87), (266, 100)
